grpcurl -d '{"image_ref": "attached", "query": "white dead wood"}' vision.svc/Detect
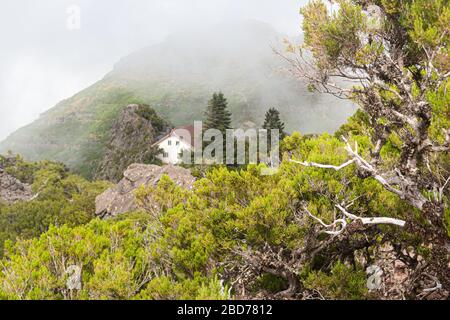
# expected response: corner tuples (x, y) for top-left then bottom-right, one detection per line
(301, 203), (405, 236)
(293, 145), (407, 232)
(335, 204), (406, 228)
(422, 274), (442, 293)
(438, 176), (450, 203)
(289, 159), (356, 171)
(301, 205), (347, 235)
(290, 135), (431, 210)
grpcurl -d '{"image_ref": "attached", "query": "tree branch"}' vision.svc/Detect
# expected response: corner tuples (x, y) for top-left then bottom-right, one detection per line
(289, 159), (356, 171)
(300, 203), (405, 237)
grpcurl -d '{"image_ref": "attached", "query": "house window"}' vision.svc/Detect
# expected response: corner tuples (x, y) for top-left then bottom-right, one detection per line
(163, 152), (169, 158)
(176, 141), (180, 146)
(168, 140), (172, 146)
(180, 136), (184, 140)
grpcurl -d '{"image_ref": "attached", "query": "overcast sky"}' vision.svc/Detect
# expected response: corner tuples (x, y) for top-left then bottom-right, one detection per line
(0, 0), (309, 141)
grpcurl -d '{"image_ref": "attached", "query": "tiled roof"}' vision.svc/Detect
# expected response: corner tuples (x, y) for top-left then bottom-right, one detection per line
(152, 125), (196, 147)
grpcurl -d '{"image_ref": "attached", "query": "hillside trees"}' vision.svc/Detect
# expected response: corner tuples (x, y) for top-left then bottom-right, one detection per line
(204, 92), (233, 134)
(203, 92), (234, 162)
(278, 0), (450, 292)
(0, 137), (416, 300)
(263, 108), (286, 139)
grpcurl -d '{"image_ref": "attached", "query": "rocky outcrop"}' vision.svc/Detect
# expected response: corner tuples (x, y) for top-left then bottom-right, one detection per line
(95, 163), (195, 218)
(94, 104), (170, 182)
(0, 168), (33, 204)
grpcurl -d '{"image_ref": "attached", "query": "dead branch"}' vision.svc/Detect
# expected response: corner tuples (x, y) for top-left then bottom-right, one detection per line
(300, 203), (405, 236)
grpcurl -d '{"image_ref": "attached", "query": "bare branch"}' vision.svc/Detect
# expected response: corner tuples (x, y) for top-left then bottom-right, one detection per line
(335, 204), (406, 227)
(300, 202), (405, 237)
(300, 206), (347, 236)
(438, 176), (450, 203)
(289, 159), (356, 171)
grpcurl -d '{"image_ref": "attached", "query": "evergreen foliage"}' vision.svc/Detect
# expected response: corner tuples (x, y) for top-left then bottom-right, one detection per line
(204, 92), (232, 134)
(0, 0), (448, 300)
(262, 108), (286, 139)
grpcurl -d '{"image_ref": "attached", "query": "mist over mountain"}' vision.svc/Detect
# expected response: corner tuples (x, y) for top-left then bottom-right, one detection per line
(0, 20), (356, 178)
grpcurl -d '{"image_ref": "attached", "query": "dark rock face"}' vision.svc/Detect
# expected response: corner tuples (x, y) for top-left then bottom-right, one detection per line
(0, 168), (33, 204)
(94, 104), (170, 182)
(95, 163), (195, 218)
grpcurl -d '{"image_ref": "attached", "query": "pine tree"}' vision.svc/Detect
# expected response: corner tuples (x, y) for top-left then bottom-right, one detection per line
(203, 92), (232, 162)
(204, 92), (232, 134)
(262, 108), (286, 139)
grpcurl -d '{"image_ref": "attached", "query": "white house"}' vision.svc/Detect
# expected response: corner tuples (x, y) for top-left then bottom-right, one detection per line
(152, 125), (195, 164)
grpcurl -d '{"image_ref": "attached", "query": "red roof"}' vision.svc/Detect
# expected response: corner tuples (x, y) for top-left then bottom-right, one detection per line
(152, 125), (196, 147)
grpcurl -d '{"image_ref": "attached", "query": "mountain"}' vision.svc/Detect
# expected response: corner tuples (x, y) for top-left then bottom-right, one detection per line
(0, 20), (356, 178)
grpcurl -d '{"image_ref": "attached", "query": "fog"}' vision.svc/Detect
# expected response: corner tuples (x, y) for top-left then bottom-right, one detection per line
(0, 0), (311, 141)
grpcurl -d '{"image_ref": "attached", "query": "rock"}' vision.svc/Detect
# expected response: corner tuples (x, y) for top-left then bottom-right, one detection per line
(0, 169), (33, 204)
(95, 163), (195, 218)
(392, 260), (408, 283)
(366, 265), (383, 291)
(94, 104), (170, 182)
(0, 154), (17, 169)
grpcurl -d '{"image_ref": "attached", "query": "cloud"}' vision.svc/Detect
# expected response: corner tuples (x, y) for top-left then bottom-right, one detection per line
(0, 0), (306, 140)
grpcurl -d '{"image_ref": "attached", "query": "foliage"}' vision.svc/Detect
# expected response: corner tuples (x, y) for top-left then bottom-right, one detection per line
(204, 92), (232, 134)
(0, 0), (448, 300)
(134, 104), (169, 133)
(0, 159), (110, 257)
(291, 0), (450, 294)
(303, 261), (368, 300)
(262, 108), (286, 139)
(0, 130), (417, 299)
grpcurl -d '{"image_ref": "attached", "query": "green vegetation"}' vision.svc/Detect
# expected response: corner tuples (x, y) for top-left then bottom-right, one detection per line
(302, 261), (368, 300)
(263, 107), (286, 140)
(0, 0), (448, 300)
(204, 92), (232, 134)
(0, 130), (425, 299)
(94, 104), (169, 181)
(0, 156), (111, 256)
(135, 104), (168, 133)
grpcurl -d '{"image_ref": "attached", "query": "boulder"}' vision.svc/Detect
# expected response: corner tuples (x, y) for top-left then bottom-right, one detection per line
(0, 168), (33, 204)
(95, 163), (195, 218)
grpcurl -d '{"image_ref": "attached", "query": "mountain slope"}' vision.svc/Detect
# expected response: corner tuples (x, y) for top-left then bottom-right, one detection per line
(0, 20), (356, 178)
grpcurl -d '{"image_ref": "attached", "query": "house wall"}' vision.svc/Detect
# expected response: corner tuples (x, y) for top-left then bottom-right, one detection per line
(156, 134), (192, 164)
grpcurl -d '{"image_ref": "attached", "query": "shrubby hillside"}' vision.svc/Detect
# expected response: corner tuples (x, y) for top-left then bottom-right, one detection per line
(0, 155), (111, 256)
(0, 112), (448, 299)
(0, 0), (448, 301)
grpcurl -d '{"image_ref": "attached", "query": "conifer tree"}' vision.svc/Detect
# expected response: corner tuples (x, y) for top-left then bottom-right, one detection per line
(204, 92), (232, 134)
(262, 108), (286, 139)
(203, 92), (232, 162)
